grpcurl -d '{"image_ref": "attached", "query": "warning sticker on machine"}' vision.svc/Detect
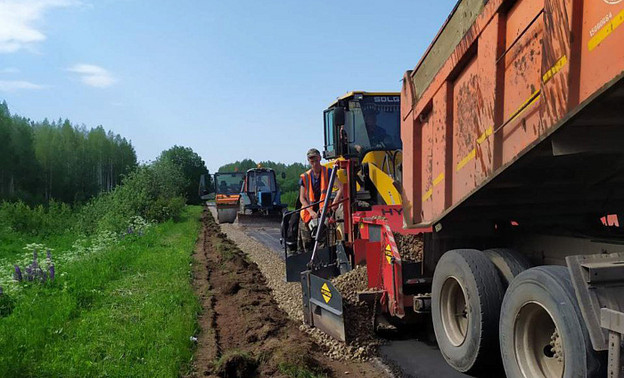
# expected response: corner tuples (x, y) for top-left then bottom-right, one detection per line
(385, 244), (392, 264)
(321, 283), (332, 303)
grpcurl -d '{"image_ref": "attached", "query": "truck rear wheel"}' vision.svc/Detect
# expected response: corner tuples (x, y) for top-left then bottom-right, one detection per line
(431, 249), (505, 373)
(483, 248), (532, 288)
(499, 266), (605, 378)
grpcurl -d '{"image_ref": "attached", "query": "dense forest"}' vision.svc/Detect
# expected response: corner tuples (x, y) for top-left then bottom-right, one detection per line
(218, 158), (307, 206)
(0, 101), (136, 204)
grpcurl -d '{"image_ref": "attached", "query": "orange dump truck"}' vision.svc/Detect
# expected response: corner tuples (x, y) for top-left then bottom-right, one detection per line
(399, 0), (624, 376)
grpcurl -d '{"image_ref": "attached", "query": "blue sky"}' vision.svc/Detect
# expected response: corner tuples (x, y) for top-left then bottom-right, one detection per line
(0, 0), (457, 173)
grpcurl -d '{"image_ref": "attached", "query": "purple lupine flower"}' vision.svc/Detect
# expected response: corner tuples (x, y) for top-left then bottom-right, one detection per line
(46, 250), (52, 262)
(0, 286), (3, 296)
(37, 265), (45, 281)
(25, 265), (34, 281)
(14, 265), (22, 282)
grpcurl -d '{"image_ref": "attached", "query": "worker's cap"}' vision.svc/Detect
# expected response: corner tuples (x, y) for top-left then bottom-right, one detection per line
(306, 148), (321, 159)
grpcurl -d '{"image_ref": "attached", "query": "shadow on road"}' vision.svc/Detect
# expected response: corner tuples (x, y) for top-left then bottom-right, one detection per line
(378, 324), (505, 378)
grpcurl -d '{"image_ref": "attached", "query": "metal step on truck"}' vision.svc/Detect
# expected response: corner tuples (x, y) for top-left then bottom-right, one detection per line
(286, 0), (624, 376)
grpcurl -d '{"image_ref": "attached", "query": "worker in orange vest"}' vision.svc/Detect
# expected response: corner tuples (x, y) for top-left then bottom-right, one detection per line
(298, 148), (343, 252)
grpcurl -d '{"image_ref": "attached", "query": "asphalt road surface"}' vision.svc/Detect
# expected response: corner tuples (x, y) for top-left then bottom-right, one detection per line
(231, 217), (487, 378)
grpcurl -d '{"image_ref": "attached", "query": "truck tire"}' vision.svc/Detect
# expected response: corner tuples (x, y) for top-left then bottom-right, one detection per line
(499, 266), (605, 378)
(431, 249), (505, 373)
(483, 248), (532, 288)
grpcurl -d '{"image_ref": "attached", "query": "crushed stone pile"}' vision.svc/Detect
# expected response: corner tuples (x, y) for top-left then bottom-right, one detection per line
(393, 232), (423, 262)
(330, 266), (380, 359)
(332, 265), (369, 302)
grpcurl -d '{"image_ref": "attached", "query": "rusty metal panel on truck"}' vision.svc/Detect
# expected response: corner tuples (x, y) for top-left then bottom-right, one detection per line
(402, 0), (624, 227)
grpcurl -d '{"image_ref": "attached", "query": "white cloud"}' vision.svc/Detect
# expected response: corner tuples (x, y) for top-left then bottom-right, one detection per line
(68, 64), (117, 88)
(0, 0), (80, 53)
(0, 80), (44, 91)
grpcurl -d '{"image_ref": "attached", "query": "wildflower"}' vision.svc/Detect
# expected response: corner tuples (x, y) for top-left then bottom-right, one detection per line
(14, 266), (22, 282)
(49, 264), (55, 280)
(25, 265), (33, 281)
(0, 286), (3, 296)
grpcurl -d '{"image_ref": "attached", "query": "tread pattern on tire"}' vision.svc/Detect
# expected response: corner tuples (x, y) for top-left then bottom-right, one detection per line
(483, 248), (532, 287)
(432, 249), (505, 373)
(499, 266), (606, 378)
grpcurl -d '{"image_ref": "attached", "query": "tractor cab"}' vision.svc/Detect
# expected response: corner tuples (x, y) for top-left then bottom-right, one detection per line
(239, 167), (286, 216)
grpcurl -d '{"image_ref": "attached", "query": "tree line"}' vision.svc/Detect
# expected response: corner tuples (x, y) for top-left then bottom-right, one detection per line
(0, 101), (136, 204)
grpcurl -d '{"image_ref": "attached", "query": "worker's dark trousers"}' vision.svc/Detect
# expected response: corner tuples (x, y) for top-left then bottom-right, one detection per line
(297, 218), (326, 253)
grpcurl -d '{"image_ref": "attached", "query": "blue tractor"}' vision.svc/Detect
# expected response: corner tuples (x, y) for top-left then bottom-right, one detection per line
(238, 167), (287, 220)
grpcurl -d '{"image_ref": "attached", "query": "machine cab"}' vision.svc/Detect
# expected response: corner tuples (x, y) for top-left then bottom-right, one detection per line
(244, 168), (277, 194)
(323, 92), (401, 160)
(214, 172), (245, 195)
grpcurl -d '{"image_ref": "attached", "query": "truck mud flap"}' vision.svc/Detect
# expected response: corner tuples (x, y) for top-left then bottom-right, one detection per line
(301, 270), (346, 342)
(285, 247), (332, 283)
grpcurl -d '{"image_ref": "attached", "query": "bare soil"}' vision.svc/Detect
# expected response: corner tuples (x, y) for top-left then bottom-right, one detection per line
(189, 209), (385, 377)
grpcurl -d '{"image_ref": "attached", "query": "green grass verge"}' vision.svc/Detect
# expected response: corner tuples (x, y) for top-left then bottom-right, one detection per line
(0, 206), (202, 377)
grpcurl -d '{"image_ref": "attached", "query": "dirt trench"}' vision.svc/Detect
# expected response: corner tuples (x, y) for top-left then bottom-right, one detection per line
(189, 209), (384, 377)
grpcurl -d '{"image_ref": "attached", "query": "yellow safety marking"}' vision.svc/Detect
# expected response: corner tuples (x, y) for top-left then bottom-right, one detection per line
(588, 9), (624, 51)
(433, 172), (445, 186)
(454, 91), (541, 175)
(456, 149), (476, 172)
(422, 172), (445, 202)
(542, 55), (568, 84)
(384, 244), (392, 264)
(476, 126), (493, 144)
(422, 188), (433, 201)
(508, 90), (541, 124)
(320, 283), (332, 303)
(456, 126), (493, 172)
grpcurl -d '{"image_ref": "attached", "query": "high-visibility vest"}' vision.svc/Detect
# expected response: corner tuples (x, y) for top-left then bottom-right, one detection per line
(300, 166), (329, 224)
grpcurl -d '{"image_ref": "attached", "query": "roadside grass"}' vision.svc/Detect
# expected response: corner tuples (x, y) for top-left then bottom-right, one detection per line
(0, 206), (202, 377)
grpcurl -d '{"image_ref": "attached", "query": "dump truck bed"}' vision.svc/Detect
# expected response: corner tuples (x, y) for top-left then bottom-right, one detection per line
(401, 0), (624, 227)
